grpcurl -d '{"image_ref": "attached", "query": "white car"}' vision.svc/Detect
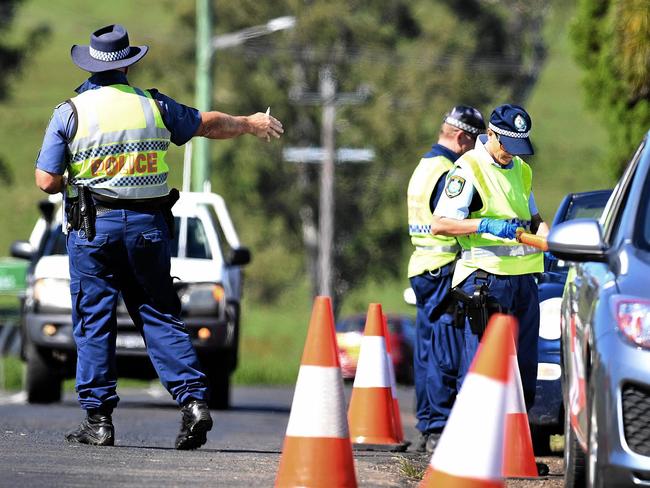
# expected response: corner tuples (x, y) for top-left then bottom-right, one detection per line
(10, 191), (250, 409)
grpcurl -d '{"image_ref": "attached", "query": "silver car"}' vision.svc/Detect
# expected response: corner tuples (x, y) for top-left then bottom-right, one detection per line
(548, 132), (650, 487)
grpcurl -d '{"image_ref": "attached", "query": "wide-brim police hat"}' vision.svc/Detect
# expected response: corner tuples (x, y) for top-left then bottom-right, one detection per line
(489, 104), (534, 155)
(71, 24), (148, 73)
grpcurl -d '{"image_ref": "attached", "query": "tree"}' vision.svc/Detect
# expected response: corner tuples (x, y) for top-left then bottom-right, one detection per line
(571, 0), (650, 174)
(0, 0), (49, 184)
(160, 0), (548, 311)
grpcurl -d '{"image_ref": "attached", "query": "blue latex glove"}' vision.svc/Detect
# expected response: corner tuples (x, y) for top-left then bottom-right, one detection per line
(477, 218), (519, 239)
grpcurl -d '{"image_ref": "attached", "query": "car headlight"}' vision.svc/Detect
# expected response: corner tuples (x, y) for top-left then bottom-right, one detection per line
(539, 297), (562, 340)
(615, 297), (650, 348)
(33, 278), (71, 312)
(178, 283), (224, 316)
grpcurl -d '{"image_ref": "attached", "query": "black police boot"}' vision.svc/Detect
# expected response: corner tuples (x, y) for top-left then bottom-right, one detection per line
(425, 432), (442, 454)
(414, 432), (429, 453)
(175, 399), (213, 450)
(65, 409), (114, 446)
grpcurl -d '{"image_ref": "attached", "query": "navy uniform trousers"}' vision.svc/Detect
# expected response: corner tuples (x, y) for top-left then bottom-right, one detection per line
(456, 271), (539, 408)
(409, 262), (463, 434)
(67, 208), (208, 411)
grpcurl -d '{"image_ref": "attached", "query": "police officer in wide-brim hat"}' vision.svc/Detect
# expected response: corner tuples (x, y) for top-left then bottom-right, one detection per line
(34, 23), (283, 450)
(407, 104), (486, 453)
(430, 103), (549, 410)
(71, 24), (148, 72)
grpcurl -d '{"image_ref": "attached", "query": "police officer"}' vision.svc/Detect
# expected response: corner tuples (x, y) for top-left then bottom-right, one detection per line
(34, 24), (283, 449)
(407, 105), (486, 452)
(431, 104), (548, 409)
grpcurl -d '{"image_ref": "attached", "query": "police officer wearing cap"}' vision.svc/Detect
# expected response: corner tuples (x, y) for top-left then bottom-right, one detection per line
(431, 104), (548, 409)
(34, 24), (284, 449)
(407, 105), (486, 452)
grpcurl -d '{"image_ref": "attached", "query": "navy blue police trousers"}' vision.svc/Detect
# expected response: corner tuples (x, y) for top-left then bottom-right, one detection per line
(409, 262), (463, 434)
(456, 271), (539, 409)
(67, 209), (208, 411)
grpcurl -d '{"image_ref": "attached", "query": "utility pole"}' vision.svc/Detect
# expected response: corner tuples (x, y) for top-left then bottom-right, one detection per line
(192, 6), (295, 192)
(291, 67), (369, 298)
(193, 0), (213, 192)
(319, 67), (336, 298)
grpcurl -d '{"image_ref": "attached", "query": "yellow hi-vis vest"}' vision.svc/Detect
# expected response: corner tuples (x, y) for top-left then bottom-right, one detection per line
(452, 151), (543, 286)
(407, 155), (460, 277)
(66, 84), (172, 200)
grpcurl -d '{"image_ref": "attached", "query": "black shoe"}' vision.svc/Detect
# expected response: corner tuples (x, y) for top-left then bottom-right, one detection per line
(425, 432), (441, 453)
(175, 400), (213, 450)
(414, 432), (429, 452)
(65, 410), (114, 446)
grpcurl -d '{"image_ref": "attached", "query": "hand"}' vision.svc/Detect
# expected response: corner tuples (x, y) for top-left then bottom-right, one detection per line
(477, 218), (520, 239)
(247, 112), (284, 142)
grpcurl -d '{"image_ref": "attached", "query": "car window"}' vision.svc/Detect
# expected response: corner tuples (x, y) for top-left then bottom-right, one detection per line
(42, 226), (67, 256)
(170, 217), (213, 259)
(202, 204), (231, 262)
(601, 139), (645, 244)
(336, 317), (365, 332)
(565, 196), (610, 221)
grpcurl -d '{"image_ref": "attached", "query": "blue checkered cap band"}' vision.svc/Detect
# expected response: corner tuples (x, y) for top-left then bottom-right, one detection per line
(445, 117), (481, 135)
(89, 45), (130, 62)
(489, 122), (530, 139)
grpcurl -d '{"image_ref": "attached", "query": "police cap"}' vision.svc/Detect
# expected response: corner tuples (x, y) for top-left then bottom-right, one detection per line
(489, 104), (534, 155)
(444, 105), (486, 136)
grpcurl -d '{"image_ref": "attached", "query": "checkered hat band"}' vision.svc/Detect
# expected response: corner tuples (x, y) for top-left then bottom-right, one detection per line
(71, 173), (168, 187)
(89, 45), (131, 62)
(71, 140), (170, 163)
(489, 123), (530, 139)
(445, 117), (481, 135)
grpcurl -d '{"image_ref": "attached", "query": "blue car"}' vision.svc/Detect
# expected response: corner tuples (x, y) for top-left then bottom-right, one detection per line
(528, 189), (612, 451)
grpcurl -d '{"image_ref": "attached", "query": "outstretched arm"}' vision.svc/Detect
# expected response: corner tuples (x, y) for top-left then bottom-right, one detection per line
(194, 111), (284, 141)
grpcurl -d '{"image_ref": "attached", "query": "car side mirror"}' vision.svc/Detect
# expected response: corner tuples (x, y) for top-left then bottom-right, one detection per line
(39, 200), (56, 224)
(547, 218), (609, 263)
(10, 240), (34, 260)
(228, 247), (251, 266)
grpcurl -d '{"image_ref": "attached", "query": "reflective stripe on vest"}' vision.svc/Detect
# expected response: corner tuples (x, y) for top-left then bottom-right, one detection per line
(407, 155), (459, 277)
(461, 244), (539, 260)
(67, 85), (172, 200)
(455, 151), (542, 276)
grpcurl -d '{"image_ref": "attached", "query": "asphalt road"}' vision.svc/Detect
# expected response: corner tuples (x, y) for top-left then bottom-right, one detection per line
(0, 384), (564, 487)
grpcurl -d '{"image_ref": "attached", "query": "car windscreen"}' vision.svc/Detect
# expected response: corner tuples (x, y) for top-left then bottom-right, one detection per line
(43, 226), (67, 256)
(565, 194), (611, 221)
(170, 216), (213, 259)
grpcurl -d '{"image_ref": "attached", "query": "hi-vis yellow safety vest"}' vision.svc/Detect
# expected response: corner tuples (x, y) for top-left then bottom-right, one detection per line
(407, 155), (460, 278)
(66, 84), (171, 200)
(453, 151), (543, 286)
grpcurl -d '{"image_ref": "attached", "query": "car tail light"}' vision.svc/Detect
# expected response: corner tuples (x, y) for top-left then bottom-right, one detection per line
(615, 297), (650, 348)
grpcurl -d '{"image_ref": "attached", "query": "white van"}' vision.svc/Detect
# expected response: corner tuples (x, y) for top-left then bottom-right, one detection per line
(10, 191), (250, 409)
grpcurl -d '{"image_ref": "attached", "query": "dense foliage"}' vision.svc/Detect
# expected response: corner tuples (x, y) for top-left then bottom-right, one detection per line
(155, 0), (550, 311)
(571, 0), (650, 174)
(0, 0), (48, 184)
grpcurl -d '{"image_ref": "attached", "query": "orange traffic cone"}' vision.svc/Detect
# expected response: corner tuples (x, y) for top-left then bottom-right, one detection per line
(348, 303), (408, 451)
(420, 313), (517, 488)
(382, 313), (406, 444)
(275, 296), (357, 488)
(503, 331), (538, 478)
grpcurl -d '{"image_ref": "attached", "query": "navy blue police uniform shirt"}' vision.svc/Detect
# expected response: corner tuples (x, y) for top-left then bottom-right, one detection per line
(423, 143), (460, 213)
(35, 70), (201, 175)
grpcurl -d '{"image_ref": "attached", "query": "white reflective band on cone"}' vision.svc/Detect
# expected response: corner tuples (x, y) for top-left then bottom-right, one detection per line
(353, 336), (391, 388)
(285, 365), (349, 438)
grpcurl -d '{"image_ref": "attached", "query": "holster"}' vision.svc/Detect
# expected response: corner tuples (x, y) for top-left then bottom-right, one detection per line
(66, 186), (96, 241)
(450, 279), (502, 337)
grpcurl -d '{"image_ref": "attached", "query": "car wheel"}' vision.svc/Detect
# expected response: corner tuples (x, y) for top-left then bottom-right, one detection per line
(587, 391), (604, 488)
(205, 359), (231, 410)
(25, 343), (62, 404)
(564, 404), (586, 487)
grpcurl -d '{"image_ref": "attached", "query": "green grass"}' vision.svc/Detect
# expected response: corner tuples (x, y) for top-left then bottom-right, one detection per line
(0, 356), (23, 391)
